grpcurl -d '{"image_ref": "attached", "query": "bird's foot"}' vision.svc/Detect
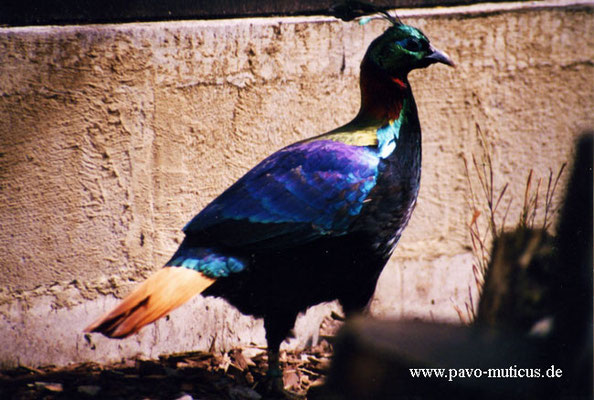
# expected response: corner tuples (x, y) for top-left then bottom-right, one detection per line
(258, 348), (303, 398)
(258, 373), (302, 399)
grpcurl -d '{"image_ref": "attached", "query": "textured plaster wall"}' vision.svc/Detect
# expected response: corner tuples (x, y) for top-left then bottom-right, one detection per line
(0, 1), (592, 367)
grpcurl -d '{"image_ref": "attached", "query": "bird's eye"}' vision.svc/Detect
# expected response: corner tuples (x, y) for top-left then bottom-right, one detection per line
(396, 38), (422, 52)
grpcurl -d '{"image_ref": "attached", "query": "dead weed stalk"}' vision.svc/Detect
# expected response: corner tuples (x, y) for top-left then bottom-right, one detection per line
(454, 123), (566, 324)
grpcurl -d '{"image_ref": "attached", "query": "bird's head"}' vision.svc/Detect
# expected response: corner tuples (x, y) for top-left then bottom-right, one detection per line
(364, 23), (455, 76)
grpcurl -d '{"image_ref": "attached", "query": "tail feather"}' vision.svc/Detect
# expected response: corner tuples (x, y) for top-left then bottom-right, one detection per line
(85, 267), (215, 338)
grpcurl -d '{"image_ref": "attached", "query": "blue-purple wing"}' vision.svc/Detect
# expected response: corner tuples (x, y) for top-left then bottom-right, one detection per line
(183, 140), (380, 250)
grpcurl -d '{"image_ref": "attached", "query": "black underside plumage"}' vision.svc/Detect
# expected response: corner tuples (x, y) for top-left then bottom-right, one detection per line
(203, 232), (389, 349)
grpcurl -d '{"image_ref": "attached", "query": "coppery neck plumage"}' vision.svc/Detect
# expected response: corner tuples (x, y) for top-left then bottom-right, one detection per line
(356, 56), (409, 123)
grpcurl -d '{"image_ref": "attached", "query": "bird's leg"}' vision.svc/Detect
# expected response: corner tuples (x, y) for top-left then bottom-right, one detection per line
(260, 313), (301, 399)
(262, 347), (302, 399)
(267, 347), (281, 378)
(265, 346), (285, 393)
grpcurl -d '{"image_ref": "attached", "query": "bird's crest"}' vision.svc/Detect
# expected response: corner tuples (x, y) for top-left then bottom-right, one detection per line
(330, 1), (403, 25)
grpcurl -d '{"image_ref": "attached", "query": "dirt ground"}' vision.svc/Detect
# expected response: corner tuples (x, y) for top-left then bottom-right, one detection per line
(1, 317), (343, 400)
(0, 342), (333, 400)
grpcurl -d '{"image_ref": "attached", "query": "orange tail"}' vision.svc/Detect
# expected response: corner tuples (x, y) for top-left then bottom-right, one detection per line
(85, 267), (215, 338)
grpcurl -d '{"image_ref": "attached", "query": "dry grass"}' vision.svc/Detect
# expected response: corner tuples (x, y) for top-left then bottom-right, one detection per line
(455, 123), (566, 324)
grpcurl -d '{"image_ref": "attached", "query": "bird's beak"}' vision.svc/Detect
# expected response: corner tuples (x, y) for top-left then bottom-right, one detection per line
(425, 45), (455, 67)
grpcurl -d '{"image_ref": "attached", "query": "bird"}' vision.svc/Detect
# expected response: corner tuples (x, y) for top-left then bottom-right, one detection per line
(85, 6), (453, 396)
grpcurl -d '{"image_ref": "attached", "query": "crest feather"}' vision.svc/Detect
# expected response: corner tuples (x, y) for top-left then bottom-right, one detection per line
(330, 1), (402, 25)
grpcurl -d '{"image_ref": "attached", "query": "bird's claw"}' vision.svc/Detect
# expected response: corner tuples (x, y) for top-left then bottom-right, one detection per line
(258, 376), (302, 399)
